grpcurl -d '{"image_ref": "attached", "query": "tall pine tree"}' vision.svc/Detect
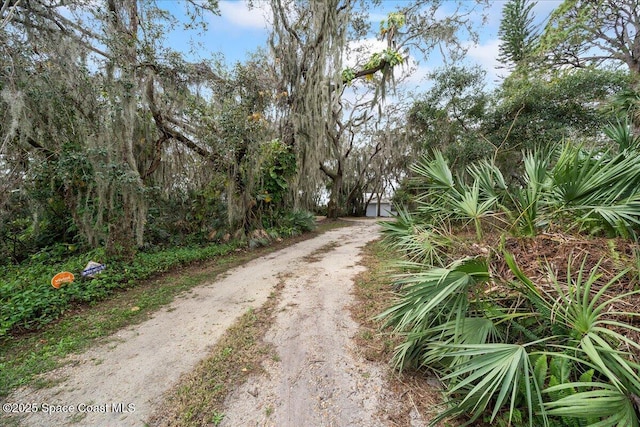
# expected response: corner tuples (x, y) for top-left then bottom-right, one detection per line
(497, 0), (539, 70)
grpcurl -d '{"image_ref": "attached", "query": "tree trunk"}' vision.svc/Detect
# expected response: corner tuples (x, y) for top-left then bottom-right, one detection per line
(326, 172), (343, 219)
(103, 0), (148, 259)
(631, 78), (640, 139)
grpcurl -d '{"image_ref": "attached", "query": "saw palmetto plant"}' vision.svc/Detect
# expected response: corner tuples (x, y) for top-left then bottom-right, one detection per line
(379, 135), (640, 425)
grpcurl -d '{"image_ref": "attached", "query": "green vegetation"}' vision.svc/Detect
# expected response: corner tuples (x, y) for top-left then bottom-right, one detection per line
(3, 0), (640, 424)
(404, 142), (640, 243)
(0, 264), (219, 398)
(378, 134), (640, 425)
(0, 210), (316, 339)
(0, 242), (238, 338)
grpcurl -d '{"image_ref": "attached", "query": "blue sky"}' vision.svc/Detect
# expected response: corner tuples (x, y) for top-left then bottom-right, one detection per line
(164, 0), (563, 91)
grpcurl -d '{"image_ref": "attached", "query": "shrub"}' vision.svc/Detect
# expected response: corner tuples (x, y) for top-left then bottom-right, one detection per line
(378, 249), (640, 426)
(0, 242), (239, 338)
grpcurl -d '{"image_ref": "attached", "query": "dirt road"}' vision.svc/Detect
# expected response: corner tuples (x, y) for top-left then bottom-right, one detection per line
(8, 219), (417, 426)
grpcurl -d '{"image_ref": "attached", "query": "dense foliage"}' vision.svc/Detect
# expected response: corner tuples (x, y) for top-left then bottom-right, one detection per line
(378, 1), (640, 423)
(1, 0), (451, 263)
(0, 242), (234, 337)
(378, 132), (640, 425)
(0, 209), (315, 339)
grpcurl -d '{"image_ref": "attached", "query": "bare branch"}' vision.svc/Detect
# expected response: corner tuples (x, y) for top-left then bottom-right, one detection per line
(0, 0), (21, 29)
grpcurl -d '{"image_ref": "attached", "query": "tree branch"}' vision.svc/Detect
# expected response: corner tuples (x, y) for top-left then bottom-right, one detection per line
(145, 75), (220, 164)
(343, 61), (388, 83)
(141, 135), (168, 180)
(319, 161), (338, 180)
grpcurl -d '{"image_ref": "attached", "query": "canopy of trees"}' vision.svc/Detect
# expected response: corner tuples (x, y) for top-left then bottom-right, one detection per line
(0, 0), (636, 263)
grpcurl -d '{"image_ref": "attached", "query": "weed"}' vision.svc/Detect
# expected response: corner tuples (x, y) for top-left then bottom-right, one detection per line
(0, 243), (241, 338)
(211, 411), (225, 425)
(350, 240), (447, 425)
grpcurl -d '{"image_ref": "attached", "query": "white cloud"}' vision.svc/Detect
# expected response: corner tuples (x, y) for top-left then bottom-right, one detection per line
(465, 38), (506, 86)
(345, 37), (387, 69)
(218, 0), (271, 30)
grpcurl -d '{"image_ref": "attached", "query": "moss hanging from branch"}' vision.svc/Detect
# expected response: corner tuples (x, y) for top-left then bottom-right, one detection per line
(269, 0), (351, 210)
(1, 0), (230, 258)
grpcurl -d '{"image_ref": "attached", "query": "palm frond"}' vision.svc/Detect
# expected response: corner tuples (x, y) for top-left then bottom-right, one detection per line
(376, 257), (490, 369)
(467, 159), (508, 199)
(379, 207), (451, 266)
(420, 316), (500, 368)
(575, 194), (640, 237)
(410, 150), (457, 194)
(447, 182), (497, 240)
(551, 145), (640, 207)
(543, 382), (639, 427)
(507, 150), (553, 235)
(604, 118), (640, 151)
(431, 343), (544, 427)
(545, 256), (640, 391)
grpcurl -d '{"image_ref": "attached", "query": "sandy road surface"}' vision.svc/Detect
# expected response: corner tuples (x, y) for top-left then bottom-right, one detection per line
(218, 220), (400, 427)
(6, 219), (415, 427)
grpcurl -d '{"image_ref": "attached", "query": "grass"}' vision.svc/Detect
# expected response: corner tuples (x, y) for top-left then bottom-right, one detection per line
(0, 266), (223, 397)
(147, 280), (284, 426)
(0, 219), (350, 401)
(0, 241), (245, 338)
(350, 241), (399, 362)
